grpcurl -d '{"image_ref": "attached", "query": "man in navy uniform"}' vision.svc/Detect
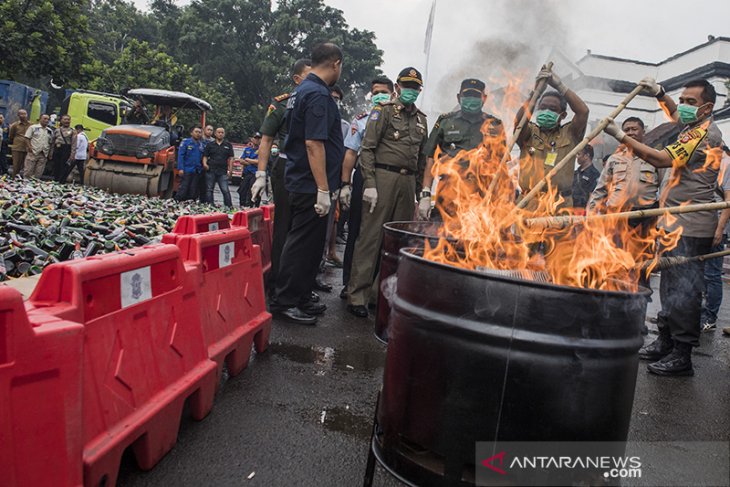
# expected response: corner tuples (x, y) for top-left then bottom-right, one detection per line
(176, 125), (205, 201)
(270, 42), (345, 325)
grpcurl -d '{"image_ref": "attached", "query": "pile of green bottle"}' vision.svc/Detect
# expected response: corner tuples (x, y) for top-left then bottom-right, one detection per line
(0, 177), (230, 280)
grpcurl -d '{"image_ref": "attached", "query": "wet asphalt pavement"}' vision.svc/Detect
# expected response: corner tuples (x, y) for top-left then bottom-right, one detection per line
(117, 233), (730, 487)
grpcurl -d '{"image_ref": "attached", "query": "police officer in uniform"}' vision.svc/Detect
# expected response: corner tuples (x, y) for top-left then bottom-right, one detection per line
(347, 67), (428, 318)
(420, 78), (506, 219)
(515, 66), (589, 208)
(175, 126), (205, 201)
(338, 77), (394, 299)
(251, 58), (312, 292)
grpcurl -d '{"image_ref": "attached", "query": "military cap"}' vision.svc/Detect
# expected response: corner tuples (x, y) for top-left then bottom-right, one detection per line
(397, 67), (423, 86)
(460, 78), (486, 96)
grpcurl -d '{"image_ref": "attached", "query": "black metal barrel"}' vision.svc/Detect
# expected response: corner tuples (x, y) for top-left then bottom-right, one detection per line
(376, 222), (444, 343)
(373, 248), (647, 486)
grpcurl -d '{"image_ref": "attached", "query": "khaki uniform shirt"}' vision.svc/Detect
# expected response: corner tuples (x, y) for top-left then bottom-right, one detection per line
(24, 124), (53, 156)
(360, 99), (428, 189)
(424, 110), (505, 159)
(588, 145), (665, 212)
(660, 119), (724, 238)
(518, 121), (583, 196)
(8, 120), (31, 152)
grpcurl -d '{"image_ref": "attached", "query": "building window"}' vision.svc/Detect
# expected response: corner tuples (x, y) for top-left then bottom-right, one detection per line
(87, 102), (117, 126)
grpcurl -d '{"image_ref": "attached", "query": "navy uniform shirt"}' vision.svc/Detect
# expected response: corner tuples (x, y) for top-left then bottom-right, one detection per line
(177, 137), (205, 173)
(283, 73), (344, 194)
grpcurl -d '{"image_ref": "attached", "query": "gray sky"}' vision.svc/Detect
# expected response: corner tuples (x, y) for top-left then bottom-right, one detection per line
(134, 0), (729, 113)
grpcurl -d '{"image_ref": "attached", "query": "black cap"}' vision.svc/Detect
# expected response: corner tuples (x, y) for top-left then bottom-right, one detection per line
(74, 124), (88, 130)
(397, 67), (423, 87)
(460, 78), (486, 96)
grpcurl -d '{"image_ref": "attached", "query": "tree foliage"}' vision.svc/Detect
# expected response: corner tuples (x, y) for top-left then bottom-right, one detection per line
(2, 0), (384, 140)
(0, 0), (93, 84)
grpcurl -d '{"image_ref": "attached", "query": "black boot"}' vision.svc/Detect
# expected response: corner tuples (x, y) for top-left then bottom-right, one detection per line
(647, 343), (693, 376)
(638, 328), (673, 361)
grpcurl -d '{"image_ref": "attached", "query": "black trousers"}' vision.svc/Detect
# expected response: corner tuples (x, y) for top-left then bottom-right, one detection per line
(53, 145), (72, 182)
(176, 172), (200, 201)
(270, 157), (291, 289)
(273, 192), (329, 308)
(238, 171), (256, 207)
(658, 235), (712, 347)
(342, 166), (364, 286)
(62, 159), (86, 184)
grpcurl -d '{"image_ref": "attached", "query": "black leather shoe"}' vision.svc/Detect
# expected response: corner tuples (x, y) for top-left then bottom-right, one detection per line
(274, 307), (317, 325)
(310, 291), (320, 303)
(300, 302), (327, 315)
(348, 305), (368, 318)
(339, 287), (348, 300)
(314, 279), (333, 293)
(638, 334), (673, 361)
(647, 345), (694, 376)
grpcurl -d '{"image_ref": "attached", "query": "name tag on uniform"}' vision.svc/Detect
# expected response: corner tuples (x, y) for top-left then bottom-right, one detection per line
(544, 152), (557, 167)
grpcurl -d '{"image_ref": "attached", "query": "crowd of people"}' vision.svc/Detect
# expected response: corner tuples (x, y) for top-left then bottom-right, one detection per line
(2, 41), (728, 379)
(249, 42), (727, 379)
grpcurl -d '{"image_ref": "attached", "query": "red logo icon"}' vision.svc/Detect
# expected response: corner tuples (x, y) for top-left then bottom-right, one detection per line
(481, 451), (507, 475)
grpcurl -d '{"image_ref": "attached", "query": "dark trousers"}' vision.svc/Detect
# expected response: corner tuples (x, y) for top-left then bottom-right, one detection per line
(342, 166), (364, 286)
(52, 145), (72, 182)
(0, 143), (8, 175)
(270, 157), (291, 289)
(62, 159), (86, 184)
(176, 172), (200, 201)
(196, 169), (208, 202)
(206, 172), (232, 207)
(238, 171), (256, 207)
(658, 236), (713, 347)
(273, 192), (329, 308)
(702, 235), (726, 323)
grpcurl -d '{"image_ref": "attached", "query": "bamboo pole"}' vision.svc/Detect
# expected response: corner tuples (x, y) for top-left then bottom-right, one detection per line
(638, 248), (730, 272)
(517, 84), (645, 210)
(524, 200), (730, 231)
(486, 62), (554, 197)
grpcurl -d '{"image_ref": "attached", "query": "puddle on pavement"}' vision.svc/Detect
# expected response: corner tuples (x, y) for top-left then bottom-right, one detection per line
(320, 406), (373, 440)
(268, 342), (385, 373)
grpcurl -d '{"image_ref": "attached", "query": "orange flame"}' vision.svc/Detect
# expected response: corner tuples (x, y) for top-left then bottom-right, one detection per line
(423, 72), (687, 292)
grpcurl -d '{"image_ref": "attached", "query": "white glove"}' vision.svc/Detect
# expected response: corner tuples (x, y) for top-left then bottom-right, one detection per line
(250, 170), (267, 201)
(639, 77), (662, 96)
(363, 187), (378, 213)
(418, 195), (432, 220)
(314, 189), (331, 217)
(603, 118), (626, 142)
(339, 184), (352, 209)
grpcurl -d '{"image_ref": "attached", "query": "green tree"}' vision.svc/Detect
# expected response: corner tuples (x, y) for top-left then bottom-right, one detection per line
(87, 0), (160, 65)
(0, 0), (93, 84)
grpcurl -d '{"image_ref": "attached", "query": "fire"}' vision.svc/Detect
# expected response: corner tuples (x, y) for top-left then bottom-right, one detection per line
(423, 72), (684, 292)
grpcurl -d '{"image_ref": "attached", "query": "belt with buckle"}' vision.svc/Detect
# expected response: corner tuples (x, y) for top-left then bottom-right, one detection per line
(375, 163), (415, 175)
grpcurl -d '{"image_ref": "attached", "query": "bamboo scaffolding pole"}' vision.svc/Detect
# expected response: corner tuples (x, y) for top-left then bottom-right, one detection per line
(517, 84), (645, 210)
(486, 62), (554, 197)
(524, 200), (730, 231)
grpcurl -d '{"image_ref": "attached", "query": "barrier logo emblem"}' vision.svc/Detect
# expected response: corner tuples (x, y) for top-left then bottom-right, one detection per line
(131, 273), (142, 300)
(219, 242), (235, 268)
(209, 222), (219, 231)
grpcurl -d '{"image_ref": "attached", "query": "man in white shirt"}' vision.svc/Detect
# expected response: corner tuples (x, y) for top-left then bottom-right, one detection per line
(61, 124), (89, 184)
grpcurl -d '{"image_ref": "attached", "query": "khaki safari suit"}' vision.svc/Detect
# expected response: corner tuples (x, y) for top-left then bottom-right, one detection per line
(518, 121), (584, 208)
(348, 99), (428, 307)
(8, 119), (31, 177)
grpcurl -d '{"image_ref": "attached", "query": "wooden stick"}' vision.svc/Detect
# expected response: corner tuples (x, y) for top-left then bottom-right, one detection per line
(639, 248), (730, 272)
(486, 62), (554, 197)
(517, 84), (645, 210)
(525, 200), (730, 231)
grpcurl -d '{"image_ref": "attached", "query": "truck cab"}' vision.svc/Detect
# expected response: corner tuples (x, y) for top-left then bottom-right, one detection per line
(61, 90), (133, 141)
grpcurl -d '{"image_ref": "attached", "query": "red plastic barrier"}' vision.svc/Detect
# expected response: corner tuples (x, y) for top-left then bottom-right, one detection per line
(27, 244), (218, 487)
(176, 228), (271, 384)
(232, 209), (272, 275)
(161, 212), (231, 244)
(261, 204), (275, 244)
(0, 287), (84, 487)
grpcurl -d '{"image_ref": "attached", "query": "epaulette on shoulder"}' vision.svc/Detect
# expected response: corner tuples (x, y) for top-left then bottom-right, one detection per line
(440, 111), (458, 120)
(355, 111), (369, 120)
(273, 93), (290, 102)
